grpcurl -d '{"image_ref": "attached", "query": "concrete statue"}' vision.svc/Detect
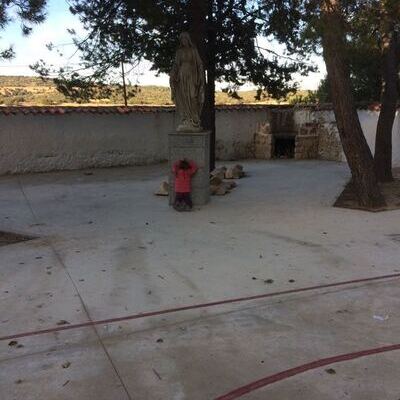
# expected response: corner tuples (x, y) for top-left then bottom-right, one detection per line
(170, 32), (205, 132)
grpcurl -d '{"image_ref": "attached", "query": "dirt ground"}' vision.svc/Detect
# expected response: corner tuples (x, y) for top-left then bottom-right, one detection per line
(335, 168), (400, 212)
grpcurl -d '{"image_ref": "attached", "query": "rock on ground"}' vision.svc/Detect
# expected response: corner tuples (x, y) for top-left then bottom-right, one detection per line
(225, 164), (245, 179)
(155, 181), (169, 196)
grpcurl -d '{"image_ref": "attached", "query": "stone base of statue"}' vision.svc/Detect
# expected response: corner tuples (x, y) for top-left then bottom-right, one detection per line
(169, 131), (210, 207)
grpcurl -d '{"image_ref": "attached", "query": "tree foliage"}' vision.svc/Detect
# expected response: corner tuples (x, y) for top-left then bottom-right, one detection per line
(316, 0), (398, 104)
(262, 0), (399, 105)
(261, 0), (390, 206)
(0, 0), (47, 59)
(316, 45), (382, 103)
(33, 0), (315, 101)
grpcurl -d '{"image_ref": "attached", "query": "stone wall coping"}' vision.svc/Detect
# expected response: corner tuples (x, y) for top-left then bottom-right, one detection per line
(0, 102), (395, 117)
(0, 104), (294, 116)
(294, 102), (399, 111)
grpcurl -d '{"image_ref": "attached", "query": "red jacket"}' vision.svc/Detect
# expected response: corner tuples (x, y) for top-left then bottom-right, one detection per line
(173, 160), (198, 193)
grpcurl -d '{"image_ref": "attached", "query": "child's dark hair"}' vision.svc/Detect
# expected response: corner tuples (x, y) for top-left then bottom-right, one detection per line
(179, 159), (190, 170)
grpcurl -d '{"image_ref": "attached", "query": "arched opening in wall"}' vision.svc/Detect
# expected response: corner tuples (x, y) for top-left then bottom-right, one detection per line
(273, 136), (295, 159)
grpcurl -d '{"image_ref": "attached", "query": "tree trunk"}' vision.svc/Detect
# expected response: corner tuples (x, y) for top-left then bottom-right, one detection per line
(205, 0), (216, 171)
(374, 27), (400, 182)
(321, 0), (385, 208)
(189, 0), (216, 171)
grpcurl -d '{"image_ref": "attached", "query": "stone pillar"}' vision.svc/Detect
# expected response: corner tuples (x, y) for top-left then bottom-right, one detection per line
(169, 131), (210, 206)
(295, 134), (319, 159)
(254, 122), (273, 159)
(295, 123), (319, 160)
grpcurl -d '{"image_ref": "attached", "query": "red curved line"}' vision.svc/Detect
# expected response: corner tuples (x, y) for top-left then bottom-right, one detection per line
(214, 343), (400, 400)
(0, 272), (399, 342)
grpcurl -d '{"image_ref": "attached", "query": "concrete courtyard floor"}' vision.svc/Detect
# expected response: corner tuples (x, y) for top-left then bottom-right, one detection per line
(1, 160), (400, 400)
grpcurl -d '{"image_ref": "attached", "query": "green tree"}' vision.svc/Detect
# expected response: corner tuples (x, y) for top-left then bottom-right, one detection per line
(0, 0), (47, 59)
(371, 0), (400, 182)
(321, 0), (385, 207)
(316, 42), (382, 103)
(291, 0), (400, 183)
(262, 0), (385, 208)
(33, 0), (314, 170)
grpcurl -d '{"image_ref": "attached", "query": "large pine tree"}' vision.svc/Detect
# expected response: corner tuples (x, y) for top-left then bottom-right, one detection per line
(372, 0), (400, 182)
(34, 0), (313, 170)
(320, 0), (385, 207)
(313, 0), (400, 183)
(262, 0), (386, 208)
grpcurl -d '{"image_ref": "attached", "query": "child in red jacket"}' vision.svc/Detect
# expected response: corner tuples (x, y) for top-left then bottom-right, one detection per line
(173, 159), (198, 211)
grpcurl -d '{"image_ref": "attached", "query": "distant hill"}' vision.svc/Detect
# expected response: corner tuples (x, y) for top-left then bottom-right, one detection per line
(0, 76), (54, 87)
(0, 75), (312, 106)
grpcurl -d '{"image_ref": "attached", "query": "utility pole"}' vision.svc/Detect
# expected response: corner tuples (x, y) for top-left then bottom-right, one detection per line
(121, 60), (128, 106)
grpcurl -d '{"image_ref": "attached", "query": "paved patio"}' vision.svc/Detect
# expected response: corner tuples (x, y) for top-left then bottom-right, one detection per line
(1, 160), (400, 400)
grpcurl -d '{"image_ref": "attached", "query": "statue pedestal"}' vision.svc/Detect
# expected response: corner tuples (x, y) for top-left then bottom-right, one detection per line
(169, 131), (210, 206)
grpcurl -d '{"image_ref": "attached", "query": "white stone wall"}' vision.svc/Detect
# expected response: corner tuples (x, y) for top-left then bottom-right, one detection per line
(0, 106), (399, 175)
(294, 108), (400, 166)
(359, 110), (400, 167)
(0, 107), (269, 175)
(0, 111), (174, 174)
(215, 108), (268, 160)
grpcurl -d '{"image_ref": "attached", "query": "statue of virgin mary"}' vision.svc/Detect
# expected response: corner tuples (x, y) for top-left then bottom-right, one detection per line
(170, 32), (205, 132)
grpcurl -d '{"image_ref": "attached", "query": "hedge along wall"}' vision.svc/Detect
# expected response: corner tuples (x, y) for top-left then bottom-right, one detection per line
(0, 105), (399, 175)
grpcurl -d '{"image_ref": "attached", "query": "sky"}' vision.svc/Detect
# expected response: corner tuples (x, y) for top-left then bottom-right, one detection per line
(0, 0), (326, 90)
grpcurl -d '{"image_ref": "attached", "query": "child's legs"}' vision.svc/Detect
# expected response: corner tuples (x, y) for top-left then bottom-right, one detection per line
(182, 193), (193, 208)
(174, 192), (185, 208)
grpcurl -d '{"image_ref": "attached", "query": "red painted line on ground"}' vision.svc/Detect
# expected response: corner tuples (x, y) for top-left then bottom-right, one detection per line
(1, 272), (399, 342)
(214, 343), (400, 400)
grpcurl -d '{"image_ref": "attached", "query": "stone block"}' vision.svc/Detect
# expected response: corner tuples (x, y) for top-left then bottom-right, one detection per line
(295, 134), (319, 160)
(317, 124), (344, 161)
(299, 122), (318, 136)
(253, 121), (273, 160)
(169, 131), (210, 206)
(210, 175), (223, 186)
(225, 164), (245, 179)
(155, 181), (169, 196)
(211, 167), (226, 181)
